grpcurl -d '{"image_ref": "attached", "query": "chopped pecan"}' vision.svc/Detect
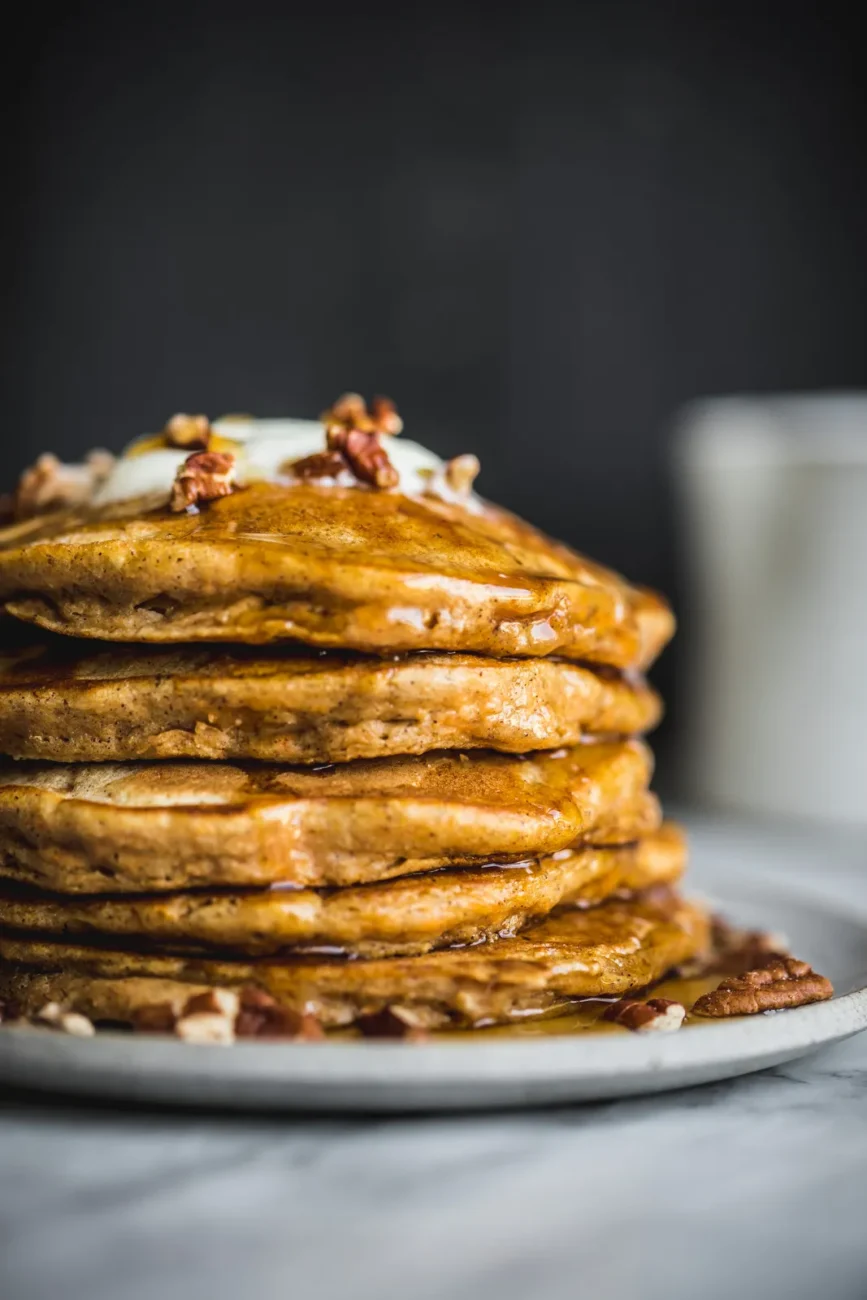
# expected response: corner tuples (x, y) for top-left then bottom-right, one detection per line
(173, 988), (240, 1044)
(692, 955), (833, 1017)
(288, 449), (351, 481)
(326, 427), (398, 489)
(444, 454), (481, 496)
(234, 987), (324, 1041)
(322, 392), (403, 437)
(34, 1002), (95, 1038)
(368, 396), (403, 436)
(603, 997), (686, 1034)
(164, 413), (212, 450)
(354, 1006), (430, 1041)
(316, 392), (402, 489)
(10, 449), (115, 520)
(183, 989), (240, 1020)
(169, 450), (239, 512)
(175, 1012), (236, 1045)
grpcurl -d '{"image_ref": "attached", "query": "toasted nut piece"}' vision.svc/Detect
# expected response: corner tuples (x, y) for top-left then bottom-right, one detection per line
(34, 1002), (96, 1037)
(325, 392), (370, 429)
(369, 396), (403, 436)
(164, 413), (212, 450)
(444, 454), (481, 496)
(354, 1006), (430, 1041)
(326, 427), (399, 489)
(603, 997), (686, 1034)
(183, 989), (240, 1020)
(235, 987), (324, 1041)
(692, 955), (833, 1017)
(322, 392), (402, 437)
(317, 393), (402, 489)
(677, 916), (791, 979)
(288, 449), (350, 481)
(169, 451), (239, 512)
(175, 1012), (236, 1045)
(10, 449), (115, 520)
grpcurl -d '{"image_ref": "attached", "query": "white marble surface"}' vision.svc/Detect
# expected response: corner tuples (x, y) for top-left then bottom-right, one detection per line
(1, 815), (866, 1300)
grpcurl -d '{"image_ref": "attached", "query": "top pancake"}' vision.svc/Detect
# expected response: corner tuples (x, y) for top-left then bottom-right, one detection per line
(0, 482), (673, 668)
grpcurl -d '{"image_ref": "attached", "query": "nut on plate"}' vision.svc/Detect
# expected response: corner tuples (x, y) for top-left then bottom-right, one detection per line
(34, 1002), (96, 1038)
(603, 997), (686, 1034)
(692, 955), (833, 1017)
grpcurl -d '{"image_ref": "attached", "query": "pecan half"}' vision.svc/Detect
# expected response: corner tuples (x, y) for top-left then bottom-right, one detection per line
(169, 450), (239, 512)
(9, 449), (115, 521)
(328, 427), (398, 489)
(692, 955), (833, 1017)
(234, 987), (324, 1041)
(354, 1006), (430, 1041)
(317, 392), (402, 489)
(677, 915), (791, 979)
(603, 997), (686, 1034)
(164, 413), (212, 450)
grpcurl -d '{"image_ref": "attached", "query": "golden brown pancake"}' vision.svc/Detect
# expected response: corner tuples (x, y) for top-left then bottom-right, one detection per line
(0, 483), (673, 668)
(0, 741), (657, 892)
(0, 636), (661, 764)
(0, 824), (685, 958)
(0, 891), (709, 1027)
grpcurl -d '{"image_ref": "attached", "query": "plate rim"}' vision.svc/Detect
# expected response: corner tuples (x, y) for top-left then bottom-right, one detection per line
(2, 866), (867, 1107)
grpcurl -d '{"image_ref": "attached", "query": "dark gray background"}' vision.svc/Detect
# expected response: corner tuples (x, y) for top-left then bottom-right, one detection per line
(3, 0), (866, 767)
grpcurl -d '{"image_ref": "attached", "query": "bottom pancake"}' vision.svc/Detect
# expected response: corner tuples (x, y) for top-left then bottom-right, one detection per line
(0, 826), (686, 958)
(0, 891), (709, 1027)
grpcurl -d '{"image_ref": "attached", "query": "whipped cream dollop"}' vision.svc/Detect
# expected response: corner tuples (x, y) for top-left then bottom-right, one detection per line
(93, 417), (478, 509)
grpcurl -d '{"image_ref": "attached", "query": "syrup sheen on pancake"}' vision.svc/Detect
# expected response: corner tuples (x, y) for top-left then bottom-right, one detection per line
(0, 633), (662, 763)
(0, 825), (685, 958)
(0, 742), (659, 892)
(0, 891), (710, 1028)
(0, 417), (674, 666)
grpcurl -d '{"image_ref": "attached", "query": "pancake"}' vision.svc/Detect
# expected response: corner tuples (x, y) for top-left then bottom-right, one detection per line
(0, 824), (685, 958)
(0, 891), (709, 1027)
(0, 636), (661, 763)
(0, 481), (673, 668)
(0, 741), (657, 892)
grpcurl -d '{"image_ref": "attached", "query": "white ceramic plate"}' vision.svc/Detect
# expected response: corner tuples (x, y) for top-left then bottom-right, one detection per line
(2, 821), (866, 1111)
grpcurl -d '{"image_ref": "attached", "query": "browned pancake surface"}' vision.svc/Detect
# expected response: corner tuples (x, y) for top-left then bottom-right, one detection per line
(0, 484), (673, 667)
(0, 825), (685, 957)
(0, 636), (660, 763)
(0, 891), (709, 1027)
(0, 742), (657, 891)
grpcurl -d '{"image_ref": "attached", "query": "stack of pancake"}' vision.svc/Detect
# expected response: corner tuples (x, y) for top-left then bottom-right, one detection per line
(0, 402), (710, 1034)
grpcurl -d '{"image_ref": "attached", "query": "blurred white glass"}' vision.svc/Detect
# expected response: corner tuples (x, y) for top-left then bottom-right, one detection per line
(673, 394), (867, 825)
